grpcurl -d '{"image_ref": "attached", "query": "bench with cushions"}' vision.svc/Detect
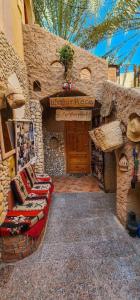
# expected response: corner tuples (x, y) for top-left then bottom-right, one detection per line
(0, 164), (54, 262)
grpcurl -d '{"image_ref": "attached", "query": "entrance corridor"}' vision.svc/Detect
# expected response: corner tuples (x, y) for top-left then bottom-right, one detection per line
(0, 192), (140, 299)
(53, 176), (100, 193)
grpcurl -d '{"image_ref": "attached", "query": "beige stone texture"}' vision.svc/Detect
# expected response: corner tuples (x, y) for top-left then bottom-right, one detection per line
(0, 31), (30, 225)
(22, 24), (108, 177)
(98, 80), (140, 225)
(23, 25), (108, 101)
(29, 100), (44, 173)
(98, 80), (140, 120)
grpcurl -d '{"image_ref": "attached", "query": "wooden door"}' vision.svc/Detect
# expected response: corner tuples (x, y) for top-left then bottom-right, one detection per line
(65, 121), (91, 174)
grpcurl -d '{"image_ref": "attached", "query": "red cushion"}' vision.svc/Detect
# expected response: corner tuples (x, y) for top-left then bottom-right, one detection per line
(25, 216), (47, 238)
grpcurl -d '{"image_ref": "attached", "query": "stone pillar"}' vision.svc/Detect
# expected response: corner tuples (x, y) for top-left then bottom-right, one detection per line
(30, 100), (44, 173)
(116, 142), (137, 226)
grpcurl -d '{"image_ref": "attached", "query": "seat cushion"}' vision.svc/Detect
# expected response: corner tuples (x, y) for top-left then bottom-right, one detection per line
(13, 199), (47, 211)
(11, 175), (28, 204)
(36, 174), (52, 183)
(0, 210), (45, 237)
(25, 164), (37, 187)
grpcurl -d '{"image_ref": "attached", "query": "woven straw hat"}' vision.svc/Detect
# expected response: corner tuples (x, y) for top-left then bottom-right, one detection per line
(127, 115), (140, 142)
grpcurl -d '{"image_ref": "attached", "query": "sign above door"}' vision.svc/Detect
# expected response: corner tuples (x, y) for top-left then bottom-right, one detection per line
(56, 109), (92, 121)
(50, 96), (95, 108)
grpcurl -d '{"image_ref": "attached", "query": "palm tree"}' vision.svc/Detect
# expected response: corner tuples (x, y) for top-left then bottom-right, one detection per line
(33, 0), (140, 64)
(33, 0), (104, 42)
(80, 0), (140, 66)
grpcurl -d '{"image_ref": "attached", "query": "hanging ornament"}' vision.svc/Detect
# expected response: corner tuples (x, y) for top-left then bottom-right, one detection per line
(62, 80), (74, 91)
(119, 154), (128, 172)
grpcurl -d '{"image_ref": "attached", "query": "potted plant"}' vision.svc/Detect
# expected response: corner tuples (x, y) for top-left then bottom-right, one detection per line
(59, 45), (74, 79)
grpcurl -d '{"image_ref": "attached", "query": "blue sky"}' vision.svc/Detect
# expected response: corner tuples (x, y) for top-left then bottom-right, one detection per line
(86, 1), (140, 68)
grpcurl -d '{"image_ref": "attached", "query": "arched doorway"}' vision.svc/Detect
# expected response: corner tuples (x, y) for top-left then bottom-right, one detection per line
(41, 90), (99, 177)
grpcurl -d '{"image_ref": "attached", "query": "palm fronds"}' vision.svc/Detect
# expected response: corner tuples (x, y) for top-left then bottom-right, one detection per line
(32, 0), (140, 66)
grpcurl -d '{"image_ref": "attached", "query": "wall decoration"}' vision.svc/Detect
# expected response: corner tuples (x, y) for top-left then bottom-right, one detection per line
(8, 155), (16, 179)
(0, 110), (16, 160)
(56, 109), (92, 121)
(50, 96), (95, 108)
(127, 114), (140, 142)
(15, 121), (35, 171)
(119, 154), (128, 172)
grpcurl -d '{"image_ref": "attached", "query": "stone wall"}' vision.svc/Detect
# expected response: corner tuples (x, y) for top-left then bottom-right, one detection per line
(22, 24), (108, 177)
(23, 25), (108, 100)
(0, 31), (30, 225)
(98, 80), (140, 120)
(29, 100), (44, 173)
(98, 80), (140, 225)
(42, 107), (65, 176)
(43, 131), (65, 176)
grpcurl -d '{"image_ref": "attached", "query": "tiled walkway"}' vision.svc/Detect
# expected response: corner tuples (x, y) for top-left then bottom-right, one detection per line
(0, 192), (140, 299)
(53, 175), (100, 192)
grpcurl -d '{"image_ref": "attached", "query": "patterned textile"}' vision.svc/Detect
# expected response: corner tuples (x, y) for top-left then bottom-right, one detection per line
(20, 171), (50, 197)
(24, 164), (54, 193)
(13, 199), (47, 211)
(11, 175), (28, 204)
(36, 173), (50, 178)
(36, 174), (52, 182)
(0, 211), (44, 236)
(25, 164), (36, 187)
(33, 184), (51, 190)
(26, 217), (47, 238)
(20, 170), (33, 193)
(27, 194), (48, 201)
(34, 180), (54, 194)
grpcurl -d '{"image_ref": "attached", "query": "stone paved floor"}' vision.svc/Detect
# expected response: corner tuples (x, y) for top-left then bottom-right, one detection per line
(0, 192), (140, 299)
(53, 176), (100, 192)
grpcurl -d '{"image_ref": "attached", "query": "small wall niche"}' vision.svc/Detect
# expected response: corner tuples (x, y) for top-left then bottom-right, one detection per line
(80, 68), (91, 81)
(33, 80), (41, 92)
(51, 61), (64, 73)
(49, 136), (59, 149)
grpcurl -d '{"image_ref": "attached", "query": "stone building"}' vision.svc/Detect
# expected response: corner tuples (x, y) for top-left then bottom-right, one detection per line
(23, 24), (108, 176)
(0, 0), (35, 225)
(1, 1), (140, 244)
(97, 80), (140, 225)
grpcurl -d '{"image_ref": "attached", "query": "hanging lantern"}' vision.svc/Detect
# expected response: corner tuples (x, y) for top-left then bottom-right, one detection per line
(119, 154), (128, 172)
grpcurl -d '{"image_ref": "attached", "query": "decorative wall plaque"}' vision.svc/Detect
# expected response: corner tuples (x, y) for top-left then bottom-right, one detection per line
(50, 96), (95, 108)
(56, 109), (92, 121)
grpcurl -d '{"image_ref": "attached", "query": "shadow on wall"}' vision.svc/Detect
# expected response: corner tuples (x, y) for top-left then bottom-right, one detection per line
(127, 183), (140, 220)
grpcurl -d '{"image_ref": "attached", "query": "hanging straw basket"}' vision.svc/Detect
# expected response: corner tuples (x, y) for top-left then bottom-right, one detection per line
(89, 120), (123, 152)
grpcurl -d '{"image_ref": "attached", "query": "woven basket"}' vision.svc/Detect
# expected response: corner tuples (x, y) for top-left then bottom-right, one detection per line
(89, 121), (123, 152)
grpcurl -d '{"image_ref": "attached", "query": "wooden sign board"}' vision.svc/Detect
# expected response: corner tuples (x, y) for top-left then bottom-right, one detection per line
(56, 109), (92, 121)
(50, 96), (95, 108)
